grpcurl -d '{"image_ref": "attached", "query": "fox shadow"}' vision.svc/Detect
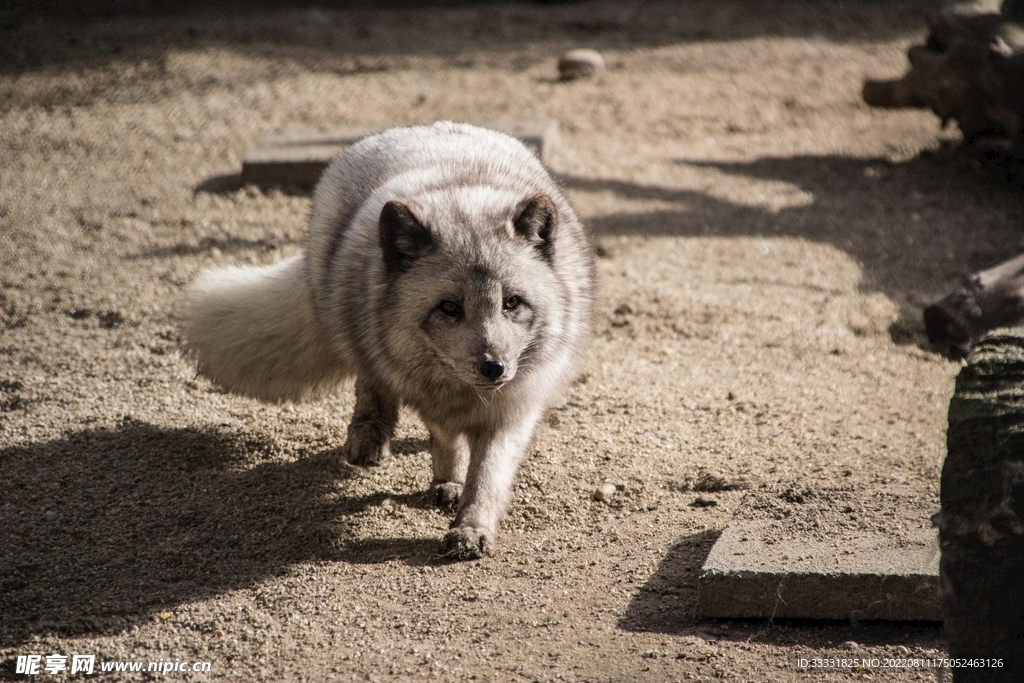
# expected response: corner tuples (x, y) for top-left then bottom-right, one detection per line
(561, 146), (1024, 350)
(0, 418), (437, 647)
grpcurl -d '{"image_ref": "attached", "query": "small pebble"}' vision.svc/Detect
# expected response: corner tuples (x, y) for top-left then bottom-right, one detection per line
(843, 641), (859, 649)
(558, 49), (606, 81)
(593, 482), (617, 501)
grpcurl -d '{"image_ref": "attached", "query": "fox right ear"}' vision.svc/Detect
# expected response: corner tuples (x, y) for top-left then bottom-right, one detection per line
(380, 200), (434, 272)
(513, 194), (557, 258)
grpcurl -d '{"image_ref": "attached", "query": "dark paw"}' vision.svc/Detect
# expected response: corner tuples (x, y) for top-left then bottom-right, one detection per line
(429, 481), (463, 512)
(344, 435), (390, 467)
(439, 526), (492, 561)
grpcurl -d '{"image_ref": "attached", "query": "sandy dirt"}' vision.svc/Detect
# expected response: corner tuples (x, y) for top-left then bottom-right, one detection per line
(3, 1), (1021, 680)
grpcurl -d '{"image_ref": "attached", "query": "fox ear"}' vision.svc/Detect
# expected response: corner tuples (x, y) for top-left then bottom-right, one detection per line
(380, 200), (434, 272)
(513, 194), (557, 257)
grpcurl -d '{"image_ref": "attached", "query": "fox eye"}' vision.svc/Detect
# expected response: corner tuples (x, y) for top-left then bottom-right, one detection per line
(503, 296), (521, 311)
(439, 300), (463, 317)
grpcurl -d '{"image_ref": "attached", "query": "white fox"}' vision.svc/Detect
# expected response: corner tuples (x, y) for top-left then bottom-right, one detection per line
(180, 122), (595, 559)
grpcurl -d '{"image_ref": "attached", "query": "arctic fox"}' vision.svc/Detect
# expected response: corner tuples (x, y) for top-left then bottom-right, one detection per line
(181, 122), (595, 559)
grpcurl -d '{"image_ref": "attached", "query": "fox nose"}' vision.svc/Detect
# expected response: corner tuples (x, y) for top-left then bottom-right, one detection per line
(478, 360), (505, 381)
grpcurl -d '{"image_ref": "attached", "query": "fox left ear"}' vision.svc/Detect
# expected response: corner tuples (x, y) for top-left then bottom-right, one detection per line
(513, 194), (557, 257)
(380, 199), (434, 273)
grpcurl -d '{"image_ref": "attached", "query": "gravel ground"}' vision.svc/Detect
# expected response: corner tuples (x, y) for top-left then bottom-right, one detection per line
(3, 1), (1021, 681)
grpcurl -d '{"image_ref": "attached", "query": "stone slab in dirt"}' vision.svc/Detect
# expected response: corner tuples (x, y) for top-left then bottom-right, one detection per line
(698, 487), (940, 621)
(241, 120), (558, 187)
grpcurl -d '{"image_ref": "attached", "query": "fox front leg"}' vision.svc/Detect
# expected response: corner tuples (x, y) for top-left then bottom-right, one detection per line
(343, 377), (398, 466)
(426, 424), (470, 512)
(440, 414), (540, 560)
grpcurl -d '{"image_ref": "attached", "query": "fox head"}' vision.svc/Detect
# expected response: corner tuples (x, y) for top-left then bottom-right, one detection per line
(377, 189), (563, 391)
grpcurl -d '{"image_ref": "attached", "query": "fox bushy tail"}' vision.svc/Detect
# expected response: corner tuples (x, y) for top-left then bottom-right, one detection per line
(180, 254), (349, 402)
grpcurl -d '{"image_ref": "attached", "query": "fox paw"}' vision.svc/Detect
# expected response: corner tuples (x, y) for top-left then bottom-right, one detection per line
(439, 526), (492, 561)
(344, 435), (390, 467)
(429, 481), (462, 512)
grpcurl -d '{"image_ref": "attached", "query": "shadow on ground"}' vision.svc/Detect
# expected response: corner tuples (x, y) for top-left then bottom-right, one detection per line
(128, 233), (301, 260)
(561, 145), (1024, 351)
(619, 529), (718, 633)
(621, 531), (943, 648)
(0, 419), (437, 647)
(192, 173), (244, 195)
(0, 1), (930, 108)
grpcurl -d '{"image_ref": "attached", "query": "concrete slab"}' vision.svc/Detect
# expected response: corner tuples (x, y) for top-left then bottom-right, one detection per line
(697, 486), (940, 621)
(240, 120), (559, 188)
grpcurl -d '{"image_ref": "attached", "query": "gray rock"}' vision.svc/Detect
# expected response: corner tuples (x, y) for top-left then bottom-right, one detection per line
(592, 482), (617, 502)
(559, 49), (606, 81)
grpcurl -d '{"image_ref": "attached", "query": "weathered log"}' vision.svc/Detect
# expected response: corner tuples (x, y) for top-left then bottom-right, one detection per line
(863, 1), (1024, 143)
(938, 328), (1024, 681)
(924, 252), (1024, 358)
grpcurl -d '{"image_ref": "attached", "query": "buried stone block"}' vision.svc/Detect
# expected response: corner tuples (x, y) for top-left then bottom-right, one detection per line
(241, 121), (559, 189)
(697, 487), (940, 621)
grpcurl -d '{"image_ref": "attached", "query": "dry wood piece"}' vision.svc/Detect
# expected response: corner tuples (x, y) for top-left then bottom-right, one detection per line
(924, 252), (1024, 358)
(938, 329), (1024, 681)
(863, 1), (1024, 143)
